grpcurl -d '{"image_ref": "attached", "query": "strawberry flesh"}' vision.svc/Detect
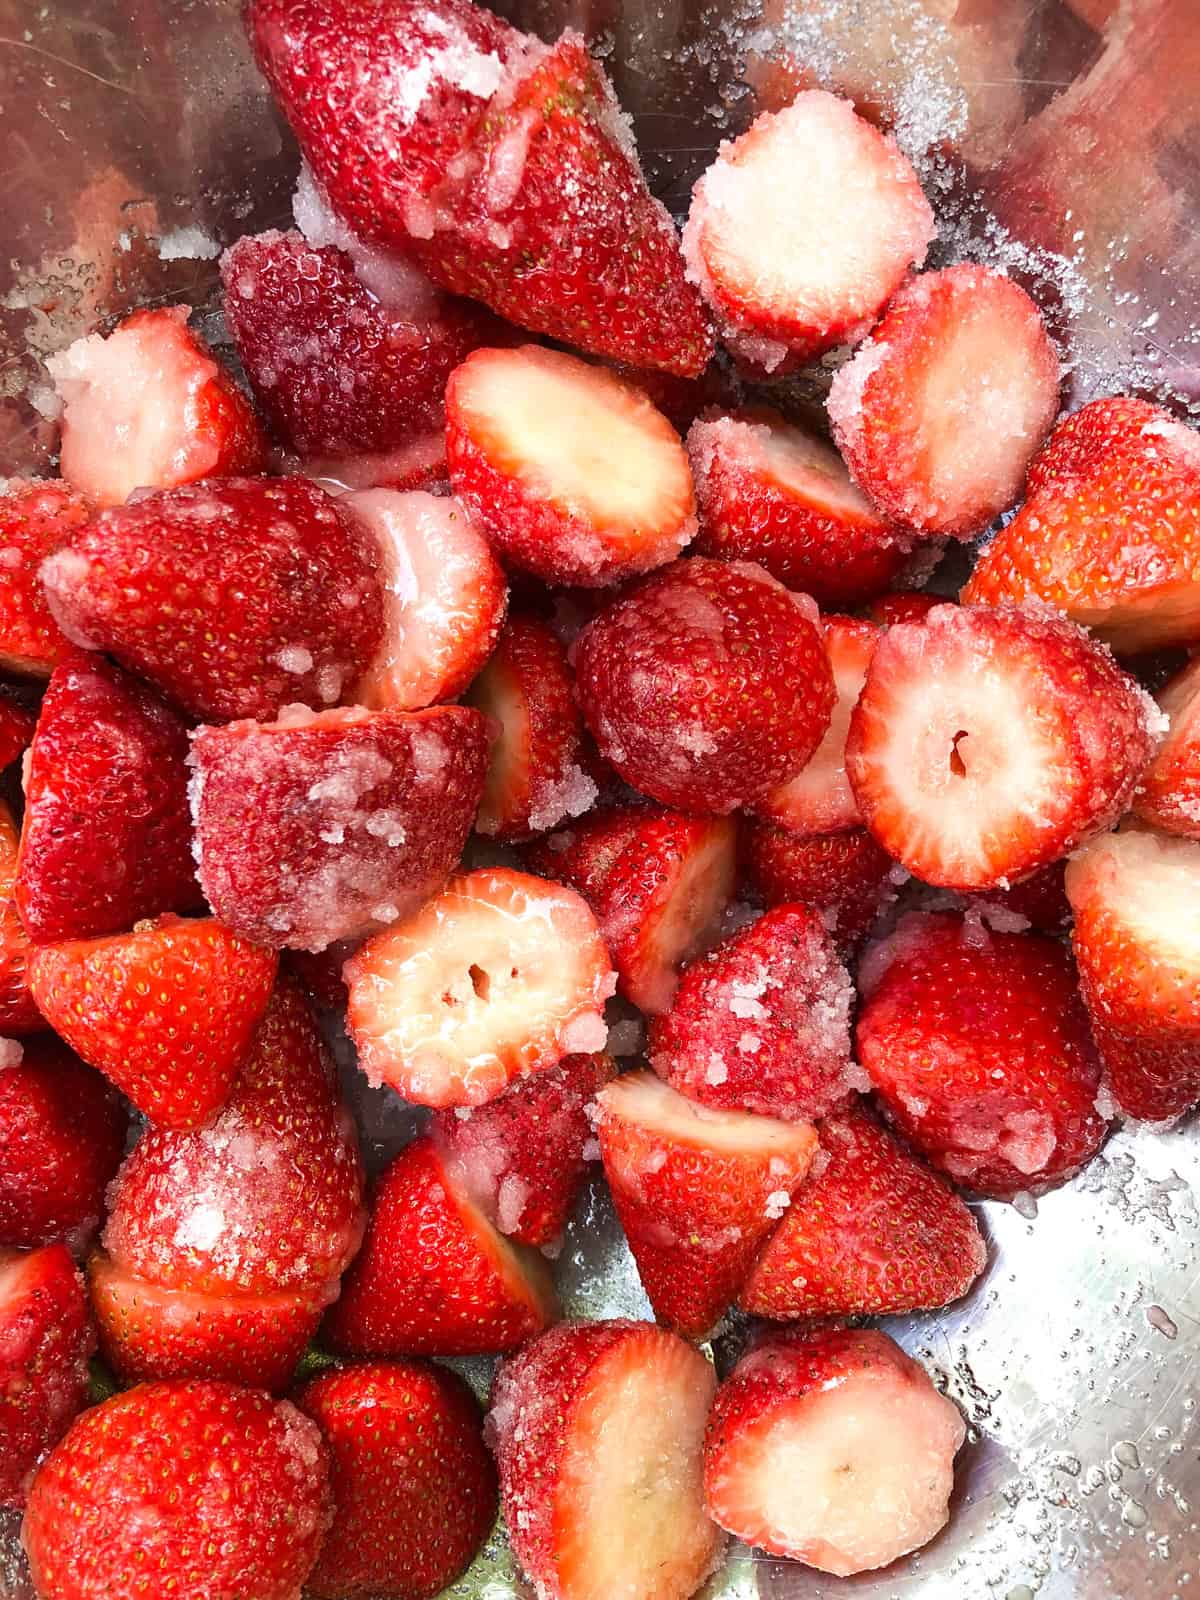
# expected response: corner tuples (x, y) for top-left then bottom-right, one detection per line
(0, 480), (91, 675)
(0, 800), (42, 1033)
(1133, 654), (1200, 837)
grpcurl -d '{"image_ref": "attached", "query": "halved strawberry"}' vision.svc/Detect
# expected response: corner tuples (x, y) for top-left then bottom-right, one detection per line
(0, 800), (42, 1034)
(863, 590), (943, 627)
(325, 1136), (557, 1357)
(596, 1071), (817, 1338)
(828, 265), (1060, 538)
(28, 915), (278, 1131)
(704, 1327), (965, 1576)
(0, 479), (91, 675)
(345, 868), (615, 1107)
(605, 359), (736, 434)
(0, 691), (34, 770)
(845, 604), (1156, 889)
(737, 820), (894, 952)
(488, 1319), (722, 1600)
(682, 91), (934, 370)
(1133, 655), (1200, 836)
(446, 346), (697, 588)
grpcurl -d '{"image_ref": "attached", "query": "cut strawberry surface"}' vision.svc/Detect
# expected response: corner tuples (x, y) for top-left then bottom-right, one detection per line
(846, 604), (1156, 889)
(1133, 655), (1200, 837)
(488, 1319), (722, 1600)
(446, 346), (698, 588)
(0, 479), (91, 675)
(596, 1071), (817, 1338)
(345, 868), (614, 1108)
(0, 800), (42, 1034)
(738, 821), (895, 953)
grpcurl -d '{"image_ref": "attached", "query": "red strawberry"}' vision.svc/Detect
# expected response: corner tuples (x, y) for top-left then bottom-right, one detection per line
(296, 1359), (497, 1600)
(682, 91), (934, 369)
(40, 476), (383, 722)
(446, 346), (697, 587)
(575, 558), (835, 813)
(857, 911), (1108, 1196)
(1133, 655), (1200, 836)
(345, 868), (615, 1108)
(845, 603), (1156, 890)
(23, 1380), (332, 1600)
(0, 800), (42, 1033)
(346, 488), (507, 712)
(828, 265), (1060, 539)
(0, 1244), (92, 1507)
(863, 590), (942, 627)
(0, 480), (91, 675)
(962, 397), (1200, 651)
(190, 704), (489, 952)
(739, 1107), (986, 1318)
(703, 1327), (965, 1576)
(596, 1071), (817, 1338)
(0, 691), (34, 769)
(304, 433), (449, 496)
(28, 915), (278, 1131)
(488, 1318), (722, 1599)
(605, 359), (736, 435)
(246, 0), (712, 375)
(15, 651), (201, 943)
(737, 820), (895, 952)
(431, 1051), (615, 1249)
(45, 307), (265, 509)
(325, 1135), (557, 1357)
(965, 859), (1071, 934)
(0, 1039), (126, 1249)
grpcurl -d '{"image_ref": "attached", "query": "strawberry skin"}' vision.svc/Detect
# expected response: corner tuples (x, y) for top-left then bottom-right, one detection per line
(1133, 654), (1200, 837)
(0, 479), (91, 675)
(737, 820), (894, 953)
(0, 800), (43, 1033)
(863, 590), (942, 626)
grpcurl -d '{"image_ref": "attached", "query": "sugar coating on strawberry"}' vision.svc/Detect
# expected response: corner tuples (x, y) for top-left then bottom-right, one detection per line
(575, 558), (835, 814)
(23, 1380), (332, 1600)
(682, 91), (934, 371)
(828, 265), (1060, 539)
(0, 801), (42, 1034)
(45, 306), (265, 509)
(41, 476), (384, 722)
(0, 479), (91, 675)
(846, 603), (1157, 890)
(738, 820), (895, 952)
(190, 704), (489, 952)
(1133, 655), (1200, 837)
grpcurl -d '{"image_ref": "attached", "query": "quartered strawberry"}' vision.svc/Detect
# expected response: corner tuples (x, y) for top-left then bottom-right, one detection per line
(0, 691), (34, 769)
(325, 1136), (557, 1357)
(296, 1360), (497, 1600)
(488, 1319), (722, 1600)
(739, 1107), (986, 1318)
(596, 1072), (817, 1338)
(1133, 655), (1200, 836)
(40, 476), (383, 722)
(345, 868), (614, 1108)
(737, 820), (895, 953)
(346, 489), (507, 712)
(857, 912), (1108, 1196)
(828, 265), (1060, 539)
(863, 590), (942, 627)
(15, 651), (201, 943)
(23, 1380), (332, 1600)
(0, 479), (91, 675)
(682, 91), (934, 371)
(704, 1327), (965, 1577)
(246, 0), (713, 375)
(45, 307), (265, 509)
(0, 800), (42, 1033)
(962, 397), (1200, 652)
(432, 1052), (615, 1249)
(0, 1244), (93, 1508)
(28, 915), (278, 1130)
(190, 704), (489, 952)
(575, 558), (835, 813)
(845, 604), (1156, 889)
(446, 346), (698, 587)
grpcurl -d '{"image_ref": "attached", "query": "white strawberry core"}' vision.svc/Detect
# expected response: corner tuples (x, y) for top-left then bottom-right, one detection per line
(600, 1071), (815, 1159)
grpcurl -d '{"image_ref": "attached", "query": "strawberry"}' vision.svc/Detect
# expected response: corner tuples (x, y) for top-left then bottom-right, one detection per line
(682, 91), (934, 370)
(0, 1244), (92, 1508)
(525, 806), (736, 1014)
(857, 911), (1108, 1196)
(431, 1051), (616, 1249)
(962, 396), (1200, 652)
(828, 265), (1060, 539)
(0, 480), (91, 675)
(863, 590), (942, 626)
(965, 859), (1071, 934)
(0, 800), (42, 1033)
(575, 558), (835, 813)
(190, 704), (489, 951)
(445, 346), (698, 587)
(45, 307), (265, 508)
(246, 0), (712, 375)
(287, 945), (353, 1011)
(488, 1319), (722, 1600)
(0, 691), (34, 769)
(703, 1327), (965, 1576)
(737, 820), (895, 952)
(1133, 655), (1200, 836)
(345, 868), (615, 1108)
(23, 1380), (332, 1600)
(346, 488), (507, 711)
(845, 603), (1156, 890)
(0, 1039), (126, 1249)
(324, 1135), (557, 1357)
(40, 476), (384, 722)
(28, 915), (279, 1131)
(304, 433), (450, 496)
(296, 1360), (497, 1600)
(596, 1071), (817, 1338)
(739, 1107), (986, 1318)
(687, 409), (911, 608)
(605, 359), (736, 434)
(15, 651), (201, 943)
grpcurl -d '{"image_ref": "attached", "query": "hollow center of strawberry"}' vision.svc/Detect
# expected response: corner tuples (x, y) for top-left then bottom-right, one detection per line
(949, 731), (969, 779)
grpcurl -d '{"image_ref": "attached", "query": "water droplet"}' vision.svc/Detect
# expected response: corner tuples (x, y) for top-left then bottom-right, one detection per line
(1147, 1305), (1179, 1340)
(1123, 1498), (1149, 1529)
(1115, 1441), (1142, 1470)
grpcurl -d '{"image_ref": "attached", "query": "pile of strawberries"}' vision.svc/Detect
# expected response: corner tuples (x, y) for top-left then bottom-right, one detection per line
(3, 0), (1200, 1596)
